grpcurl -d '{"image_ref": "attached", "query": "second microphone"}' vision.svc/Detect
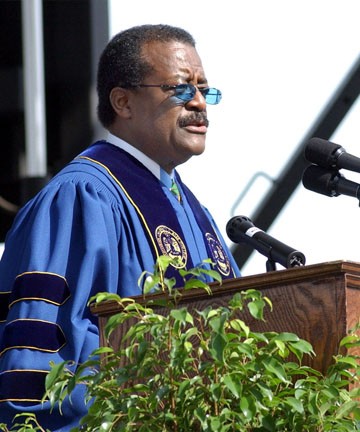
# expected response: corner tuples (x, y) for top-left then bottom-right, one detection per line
(226, 215), (306, 269)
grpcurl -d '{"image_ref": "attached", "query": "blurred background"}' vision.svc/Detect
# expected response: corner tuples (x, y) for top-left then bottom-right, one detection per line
(1, 0), (359, 275)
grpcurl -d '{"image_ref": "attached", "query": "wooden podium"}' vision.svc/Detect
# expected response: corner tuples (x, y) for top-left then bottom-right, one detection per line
(91, 260), (360, 374)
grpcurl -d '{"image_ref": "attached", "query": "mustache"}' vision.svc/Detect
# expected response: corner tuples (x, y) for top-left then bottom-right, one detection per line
(178, 112), (209, 128)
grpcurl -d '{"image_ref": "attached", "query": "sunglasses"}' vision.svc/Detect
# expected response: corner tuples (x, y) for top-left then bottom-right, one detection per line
(122, 83), (222, 105)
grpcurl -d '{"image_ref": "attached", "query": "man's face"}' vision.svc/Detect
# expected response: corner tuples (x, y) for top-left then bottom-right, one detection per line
(126, 41), (210, 172)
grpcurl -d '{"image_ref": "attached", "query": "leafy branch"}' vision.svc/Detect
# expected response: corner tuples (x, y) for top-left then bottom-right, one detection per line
(2, 257), (360, 431)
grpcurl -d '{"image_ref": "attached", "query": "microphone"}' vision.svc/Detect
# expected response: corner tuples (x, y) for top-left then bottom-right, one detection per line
(226, 215), (306, 269)
(304, 137), (360, 174)
(302, 164), (360, 200)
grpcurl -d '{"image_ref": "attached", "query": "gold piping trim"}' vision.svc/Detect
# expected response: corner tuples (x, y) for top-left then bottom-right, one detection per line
(9, 296), (69, 309)
(9, 271), (71, 309)
(16, 270), (69, 282)
(1, 368), (48, 374)
(0, 398), (43, 403)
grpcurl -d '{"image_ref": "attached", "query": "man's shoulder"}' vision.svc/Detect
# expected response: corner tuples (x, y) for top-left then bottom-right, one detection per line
(55, 143), (122, 188)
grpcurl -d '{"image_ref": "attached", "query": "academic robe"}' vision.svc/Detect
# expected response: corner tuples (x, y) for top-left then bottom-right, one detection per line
(0, 141), (240, 431)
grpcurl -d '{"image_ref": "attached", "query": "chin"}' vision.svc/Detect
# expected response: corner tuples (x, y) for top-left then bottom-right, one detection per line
(192, 142), (206, 156)
(189, 135), (206, 153)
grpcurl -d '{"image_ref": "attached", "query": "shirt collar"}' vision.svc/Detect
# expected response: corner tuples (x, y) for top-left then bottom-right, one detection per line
(106, 133), (174, 186)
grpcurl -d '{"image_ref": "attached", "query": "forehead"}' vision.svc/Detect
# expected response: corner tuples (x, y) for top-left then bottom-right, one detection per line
(141, 41), (206, 80)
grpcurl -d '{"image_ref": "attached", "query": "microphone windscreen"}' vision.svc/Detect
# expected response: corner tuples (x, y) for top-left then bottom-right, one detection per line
(302, 165), (337, 197)
(304, 137), (342, 168)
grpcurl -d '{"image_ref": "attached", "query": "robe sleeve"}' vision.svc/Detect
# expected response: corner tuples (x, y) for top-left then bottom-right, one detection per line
(0, 171), (123, 431)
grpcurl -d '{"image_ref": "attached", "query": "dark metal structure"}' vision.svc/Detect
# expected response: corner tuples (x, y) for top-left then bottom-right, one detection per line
(0, 0), (109, 240)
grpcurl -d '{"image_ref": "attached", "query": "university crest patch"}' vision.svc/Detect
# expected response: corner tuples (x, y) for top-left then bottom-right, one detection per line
(155, 225), (187, 268)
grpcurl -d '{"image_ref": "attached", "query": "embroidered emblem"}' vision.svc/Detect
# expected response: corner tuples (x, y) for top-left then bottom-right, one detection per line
(205, 233), (231, 276)
(155, 225), (187, 268)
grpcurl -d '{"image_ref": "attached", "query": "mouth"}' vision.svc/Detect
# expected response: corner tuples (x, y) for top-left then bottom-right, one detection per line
(178, 113), (209, 134)
(183, 123), (208, 134)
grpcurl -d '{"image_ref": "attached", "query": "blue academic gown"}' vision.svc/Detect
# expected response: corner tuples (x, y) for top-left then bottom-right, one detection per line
(0, 141), (240, 431)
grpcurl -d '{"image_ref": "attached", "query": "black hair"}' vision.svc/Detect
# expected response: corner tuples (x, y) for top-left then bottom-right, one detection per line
(96, 24), (196, 128)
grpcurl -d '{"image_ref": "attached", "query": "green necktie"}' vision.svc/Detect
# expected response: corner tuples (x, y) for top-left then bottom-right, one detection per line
(170, 179), (181, 202)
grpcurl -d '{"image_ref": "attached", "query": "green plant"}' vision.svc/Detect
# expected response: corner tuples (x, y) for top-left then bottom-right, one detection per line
(0, 413), (48, 432)
(3, 256), (360, 431)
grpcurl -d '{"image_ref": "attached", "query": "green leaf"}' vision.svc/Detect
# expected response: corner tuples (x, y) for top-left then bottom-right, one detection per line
(247, 299), (265, 320)
(336, 356), (360, 368)
(209, 312), (228, 333)
(205, 269), (223, 283)
(288, 339), (315, 361)
(223, 373), (242, 398)
(274, 332), (300, 342)
(228, 292), (244, 309)
(340, 334), (360, 348)
(321, 386), (340, 399)
(183, 278), (209, 289)
(256, 382), (274, 401)
(210, 416), (222, 430)
(285, 397), (304, 414)
(157, 254), (174, 271)
(178, 380), (191, 398)
(194, 407), (207, 425)
(335, 400), (359, 419)
(230, 318), (250, 337)
(274, 339), (287, 357)
(262, 357), (289, 382)
(91, 346), (114, 356)
(156, 384), (170, 401)
(210, 382), (222, 401)
(240, 396), (255, 420)
(170, 308), (194, 325)
(232, 341), (253, 357)
(211, 334), (227, 363)
(185, 326), (199, 340)
(45, 360), (71, 390)
(142, 274), (162, 295)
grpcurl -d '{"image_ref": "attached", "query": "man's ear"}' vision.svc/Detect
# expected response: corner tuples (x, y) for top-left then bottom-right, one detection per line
(109, 87), (132, 119)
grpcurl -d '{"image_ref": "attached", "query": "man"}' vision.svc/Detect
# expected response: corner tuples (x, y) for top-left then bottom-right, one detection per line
(0, 24), (240, 430)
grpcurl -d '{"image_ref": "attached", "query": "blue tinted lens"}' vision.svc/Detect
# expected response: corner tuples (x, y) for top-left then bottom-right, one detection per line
(173, 84), (222, 104)
(173, 84), (196, 101)
(201, 88), (222, 105)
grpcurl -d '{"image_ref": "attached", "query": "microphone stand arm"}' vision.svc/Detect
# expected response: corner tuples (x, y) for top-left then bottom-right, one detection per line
(266, 258), (277, 273)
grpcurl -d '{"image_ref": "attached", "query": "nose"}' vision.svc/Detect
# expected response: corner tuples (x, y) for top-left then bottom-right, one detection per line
(185, 87), (207, 111)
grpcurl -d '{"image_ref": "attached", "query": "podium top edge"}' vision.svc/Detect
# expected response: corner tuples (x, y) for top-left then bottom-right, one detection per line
(90, 260), (360, 317)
